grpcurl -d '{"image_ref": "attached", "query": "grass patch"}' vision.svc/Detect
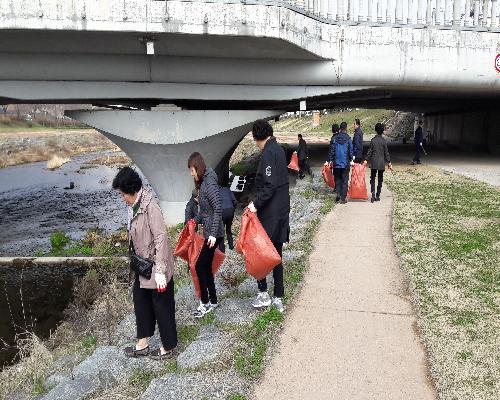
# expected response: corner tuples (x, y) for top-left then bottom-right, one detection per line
(129, 368), (155, 392)
(386, 166), (500, 400)
(177, 325), (199, 346)
(227, 393), (247, 400)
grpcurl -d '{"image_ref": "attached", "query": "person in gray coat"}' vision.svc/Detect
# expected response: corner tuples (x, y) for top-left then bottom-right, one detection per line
(188, 152), (224, 318)
(364, 123), (393, 203)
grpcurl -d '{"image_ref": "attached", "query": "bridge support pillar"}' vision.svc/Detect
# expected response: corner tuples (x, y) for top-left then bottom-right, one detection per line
(67, 109), (279, 225)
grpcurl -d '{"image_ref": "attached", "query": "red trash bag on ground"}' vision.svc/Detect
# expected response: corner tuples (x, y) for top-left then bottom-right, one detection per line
(348, 163), (369, 200)
(174, 220), (225, 299)
(322, 163), (335, 188)
(288, 151), (299, 172)
(235, 209), (281, 280)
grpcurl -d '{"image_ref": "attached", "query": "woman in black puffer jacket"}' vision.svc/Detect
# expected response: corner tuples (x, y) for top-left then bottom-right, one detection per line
(187, 152), (224, 318)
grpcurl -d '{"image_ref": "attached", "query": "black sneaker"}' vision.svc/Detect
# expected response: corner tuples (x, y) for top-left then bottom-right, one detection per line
(340, 199), (347, 204)
(124, 345), (149, 358)
(371, 193), (375, 203)
(335, 196), (341, 202)
(375, 196), (381, 201)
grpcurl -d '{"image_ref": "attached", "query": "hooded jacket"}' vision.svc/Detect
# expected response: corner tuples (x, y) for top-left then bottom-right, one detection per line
(129, 188), (175, 289)
(328, 131), (353, 169)
(194, 168), (224, 239)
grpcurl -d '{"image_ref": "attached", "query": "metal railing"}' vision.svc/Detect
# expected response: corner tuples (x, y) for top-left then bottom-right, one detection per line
(280, 0), (499, 28)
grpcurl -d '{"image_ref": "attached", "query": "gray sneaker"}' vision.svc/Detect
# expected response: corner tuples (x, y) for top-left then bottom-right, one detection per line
(193, 302), (212, 318)
(252, 292), (271, 308)
(272, 297), (285, 313)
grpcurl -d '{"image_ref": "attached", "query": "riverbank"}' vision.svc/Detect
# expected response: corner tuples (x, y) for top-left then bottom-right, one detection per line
(0, 128), (118, 168)
(0, 170), (334, 399)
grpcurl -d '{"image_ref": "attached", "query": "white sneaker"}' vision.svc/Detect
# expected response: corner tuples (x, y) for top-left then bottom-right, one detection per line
(272, 297), (285, 313)
(193, 302), (212, 318)
(252, 292), (271, 308)
(210, 302), (218, 309)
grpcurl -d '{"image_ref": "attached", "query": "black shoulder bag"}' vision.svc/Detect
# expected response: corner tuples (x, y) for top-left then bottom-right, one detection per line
(129, 241), (153, 280)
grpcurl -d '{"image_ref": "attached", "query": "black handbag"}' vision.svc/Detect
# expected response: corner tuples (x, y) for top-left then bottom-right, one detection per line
(129, 241), (153, 280)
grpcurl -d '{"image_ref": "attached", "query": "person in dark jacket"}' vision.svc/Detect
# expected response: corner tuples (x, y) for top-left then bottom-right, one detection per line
(364, 123), (393, 203)
(412, 121), (424, 165)
(188, 152), (224, 318)
(219, 185), (237, 252)
(184, 188), (199, 224)
(352, 118), (364, 163)
(328, 121), (353, 204)
(330, 123), (340, 144)
(297, 134), (308, 179)
(247, 119), (290, 313)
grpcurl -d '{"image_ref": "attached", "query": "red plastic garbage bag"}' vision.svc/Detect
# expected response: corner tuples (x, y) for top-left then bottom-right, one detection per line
(174, 220), (225, 299)
(288, 151), (299, 172)
(322, 163), (335, 188)
(235, 209), (281, 280)
(348, 163), (369, 200)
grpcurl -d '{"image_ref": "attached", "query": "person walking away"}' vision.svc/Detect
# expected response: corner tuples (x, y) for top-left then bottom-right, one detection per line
(247, 119), (290, 313)
(329, 121), (354, 204)
(364, 123), (393, 203)
(412, 120), (424, 165)
(297, 134), (308, 179)
(184, 188), (199, 225)
(352, 118), (364, 163)
(330, 123), (340, 145)
(188, 152), (224, 318)
(114, 167), (177, 360)
(219, 185), (237, 252)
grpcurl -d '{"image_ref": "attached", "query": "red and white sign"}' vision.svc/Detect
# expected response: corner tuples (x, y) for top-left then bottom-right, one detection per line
(496, 54), (500, 73)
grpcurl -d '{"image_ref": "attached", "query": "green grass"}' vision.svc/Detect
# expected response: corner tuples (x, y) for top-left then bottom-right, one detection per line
(129, 368), (155, 391)
(80, 334), (97, 350)
(386, 166), (500, 400)
(177, 325), (199, 346)
(272, 109), (397, 137)
(226, 393), (247, 400)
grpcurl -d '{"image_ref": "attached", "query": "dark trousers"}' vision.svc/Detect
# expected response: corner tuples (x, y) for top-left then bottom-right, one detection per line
(133, 276), (177, 351)
(196, 237), (223, 304)
(370, 169), (384, 197)
(333, 167), (350, 200)
(413, 143), (421, 163)
(257, 242), (284, 298)
(298, 158), (308, 176)
(220, 208), (235, 252)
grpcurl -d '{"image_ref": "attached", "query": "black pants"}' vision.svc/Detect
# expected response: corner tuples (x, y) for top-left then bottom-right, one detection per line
(133, 276), (177, 351)
(370, 169), (384, 197)
(413, 143), (421, 163)
(196, 237), (223, 304)
(220, 208), (235, 252)
(298, 158), (308, 176)
(333, 167), (350, 200)
(257, 242), (284, 298)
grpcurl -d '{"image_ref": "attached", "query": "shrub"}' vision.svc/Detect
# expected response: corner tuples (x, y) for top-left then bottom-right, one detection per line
(50, 231), (70, 251)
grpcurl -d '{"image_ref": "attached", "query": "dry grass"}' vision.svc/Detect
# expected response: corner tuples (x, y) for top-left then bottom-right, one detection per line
(386, 165), (500, 400)
(82, 154), (131, 168)
(46, 155), (70, 170)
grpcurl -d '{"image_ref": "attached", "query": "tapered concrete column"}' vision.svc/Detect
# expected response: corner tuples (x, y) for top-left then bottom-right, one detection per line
(395, 0), (403, 22)
(481, 0), (488, 26)
(327, 0), (335, 18)
(474, 0), (480, 25)
(444, 0), (453, 25)
(368, 0), (374, 21)
(377, 0), (383, 21)
(386, 0), (393, 22)
(67, 109), (279, 225)
(492, 0), (498, 27)
(348, 0), (354, 19)
(436, 0), (443, 24)
(465, 0), (472, 25)
(358, 0), (365, 21)
(452, 0), (462, 24)
(321, 0), (328, 17)
(307, 0), (314, 13)
(408, 0), (414, 23)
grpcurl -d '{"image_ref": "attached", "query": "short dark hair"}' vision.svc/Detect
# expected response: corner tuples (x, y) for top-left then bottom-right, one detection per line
(112, 166), (142, 195)
(252, 119), (273, 140)
(340, 122), (347, 131)
(418, 120), (423, 125)
(188, 152), (207, 187)
(298, 134), (303, 139)
(375, 123), (385, 135)
(332, 123), (340, 134)
(355, 118), (361, 126)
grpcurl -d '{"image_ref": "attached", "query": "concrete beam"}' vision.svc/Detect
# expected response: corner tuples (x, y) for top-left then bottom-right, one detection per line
(67, 109), (281, 224)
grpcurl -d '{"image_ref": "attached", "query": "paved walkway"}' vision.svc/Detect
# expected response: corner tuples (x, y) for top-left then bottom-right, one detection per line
(253, 189), (436, 400)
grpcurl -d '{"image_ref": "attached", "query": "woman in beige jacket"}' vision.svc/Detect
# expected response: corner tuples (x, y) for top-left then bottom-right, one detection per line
(112, 167), (177, 360)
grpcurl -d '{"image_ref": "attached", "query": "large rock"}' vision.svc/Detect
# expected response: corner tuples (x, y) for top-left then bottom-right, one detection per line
(215, 298), (259, 325)
(176, 325), (230, 370)
(140, 370), (248, 400)
(41, 376), (96, 400)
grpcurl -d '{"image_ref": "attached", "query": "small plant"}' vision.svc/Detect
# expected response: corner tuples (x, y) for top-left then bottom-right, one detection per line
(227, 394), (247, 400)
(73, 269), (103, 309)
(163, 360), (178, 374)
(178, 325), (199, 346)
(129, 368), (154, 391)
(50, 231), (70, 251)
(80, 334), (97, 350)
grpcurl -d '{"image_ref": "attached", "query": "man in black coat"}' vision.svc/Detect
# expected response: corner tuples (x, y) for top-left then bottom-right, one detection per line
(352, 118), (364, 163)
(297, 134), (308, 179)
(248, 119), (290, 313)
(364, 123), (393, 202)
(412, 121), (424, 165)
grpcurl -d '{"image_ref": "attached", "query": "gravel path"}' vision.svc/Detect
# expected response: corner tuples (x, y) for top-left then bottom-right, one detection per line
(253, 189), (436, 399)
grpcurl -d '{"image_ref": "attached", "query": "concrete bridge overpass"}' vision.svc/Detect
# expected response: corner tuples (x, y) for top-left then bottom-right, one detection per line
(1, 0), (499, 222)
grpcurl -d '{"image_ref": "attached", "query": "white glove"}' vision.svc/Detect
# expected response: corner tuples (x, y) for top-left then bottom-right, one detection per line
(350, 160), (355, 166)
(420, 142), (423, 146)
(248, 201), (257, 213)
(207, 235), (216, 248)
(155, 273), (167, 292)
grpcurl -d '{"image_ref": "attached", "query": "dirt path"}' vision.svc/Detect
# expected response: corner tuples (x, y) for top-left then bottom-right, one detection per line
(253, 189), (436, 399)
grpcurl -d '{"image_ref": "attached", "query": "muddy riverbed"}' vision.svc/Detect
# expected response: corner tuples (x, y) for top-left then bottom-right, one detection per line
(0, 151), (132, 256)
